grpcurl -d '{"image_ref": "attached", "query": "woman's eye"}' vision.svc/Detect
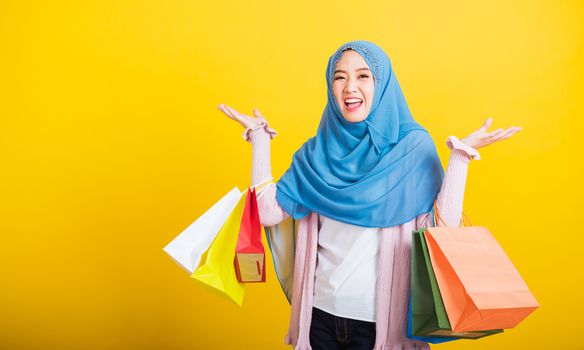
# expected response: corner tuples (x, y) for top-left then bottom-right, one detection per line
(334, 75), (369, 80)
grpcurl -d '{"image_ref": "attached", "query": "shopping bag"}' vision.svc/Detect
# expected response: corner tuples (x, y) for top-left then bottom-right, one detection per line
(191, 190), (248, 306)
(410, 228), (503, 339)
(163, 187), (243, 273)
(234, 187), (266, 283)
(423, 202), (539, 332)
(407, 293), (457, 344)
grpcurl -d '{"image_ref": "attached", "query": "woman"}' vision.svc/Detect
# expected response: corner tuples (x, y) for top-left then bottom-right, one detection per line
(217, 40), (521, 350)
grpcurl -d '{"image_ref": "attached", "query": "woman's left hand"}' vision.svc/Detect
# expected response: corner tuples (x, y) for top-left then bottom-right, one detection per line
(460, 117), (522, 149)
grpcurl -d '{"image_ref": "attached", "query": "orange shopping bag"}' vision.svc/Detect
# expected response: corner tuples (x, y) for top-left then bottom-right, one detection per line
(423, 202), (539, 332)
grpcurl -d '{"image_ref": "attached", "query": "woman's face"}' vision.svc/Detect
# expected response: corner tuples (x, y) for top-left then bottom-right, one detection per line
(332, 49), (375, 123)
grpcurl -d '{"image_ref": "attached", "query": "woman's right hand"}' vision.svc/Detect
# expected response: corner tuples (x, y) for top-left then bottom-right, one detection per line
(217, 103), (267, 129)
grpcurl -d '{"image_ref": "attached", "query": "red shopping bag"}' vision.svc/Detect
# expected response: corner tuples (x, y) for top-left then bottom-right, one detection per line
(234, 187), (266, 283)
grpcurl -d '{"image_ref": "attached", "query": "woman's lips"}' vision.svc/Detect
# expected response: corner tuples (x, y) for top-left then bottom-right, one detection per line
(345, 100), (363, 112)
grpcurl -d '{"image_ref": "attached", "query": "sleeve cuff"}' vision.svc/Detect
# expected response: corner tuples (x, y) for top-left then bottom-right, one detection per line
(242, 119), (278, 142)
(446, 135), (481, 160)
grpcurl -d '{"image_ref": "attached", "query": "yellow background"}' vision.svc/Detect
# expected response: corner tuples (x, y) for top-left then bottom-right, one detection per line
(0, 0), (581, 349)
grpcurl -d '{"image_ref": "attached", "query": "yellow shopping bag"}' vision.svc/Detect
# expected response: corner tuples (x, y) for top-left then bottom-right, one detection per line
(191, 190), (247, 306)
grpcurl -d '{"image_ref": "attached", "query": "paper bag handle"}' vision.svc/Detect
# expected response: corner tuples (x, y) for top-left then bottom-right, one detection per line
(433, 201), (473, 227)
(248, 176), (275, 200)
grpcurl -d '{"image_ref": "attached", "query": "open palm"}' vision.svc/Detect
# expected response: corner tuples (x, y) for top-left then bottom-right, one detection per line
(461, 118), (522, 149)
(217, 103), (265, 129)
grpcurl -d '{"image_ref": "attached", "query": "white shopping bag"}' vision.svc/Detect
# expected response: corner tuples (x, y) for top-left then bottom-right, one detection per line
(163, 187), (243, 273)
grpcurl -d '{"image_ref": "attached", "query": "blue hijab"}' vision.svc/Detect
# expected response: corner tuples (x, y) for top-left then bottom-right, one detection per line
(275, 40), (444, 228)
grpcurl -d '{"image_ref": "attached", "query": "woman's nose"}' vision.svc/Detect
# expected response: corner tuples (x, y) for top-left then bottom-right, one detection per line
(344, 80), (358, 93)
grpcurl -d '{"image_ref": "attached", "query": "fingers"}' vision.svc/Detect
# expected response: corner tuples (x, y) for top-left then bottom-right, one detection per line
(217, 104), (240, 121)
(217, 103), (261, 129)
(484, 126), (522, 145)
(253, 108), (266, 124)
(492, 126), (522, 141)
(253, 108), (265, 120)
(465, 118), (523, 149)
(412, 341), (428, 350)
(479, 117), (493, 132)
(486, 127), (504, 139)
(223, 104), (243, 120)
(416, 343), (430, 350)
(399, 341), (429, 350)
(218, 103), (251, 125)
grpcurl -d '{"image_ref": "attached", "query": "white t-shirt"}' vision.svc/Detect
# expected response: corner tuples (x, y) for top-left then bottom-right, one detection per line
(312, 214), (381, 322)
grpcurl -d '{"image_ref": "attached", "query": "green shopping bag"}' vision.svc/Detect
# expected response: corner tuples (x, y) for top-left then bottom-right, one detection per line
(411, 228), (503, 339)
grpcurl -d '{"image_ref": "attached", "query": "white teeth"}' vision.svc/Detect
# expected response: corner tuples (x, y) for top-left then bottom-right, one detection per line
(345, 98), (362, 103)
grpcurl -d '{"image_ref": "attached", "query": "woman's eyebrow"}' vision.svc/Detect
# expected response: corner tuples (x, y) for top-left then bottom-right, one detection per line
(334, 67), (371, 74)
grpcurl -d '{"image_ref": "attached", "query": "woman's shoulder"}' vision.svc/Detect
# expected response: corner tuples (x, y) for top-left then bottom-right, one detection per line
(398, 129), (437, 153)
(402, 128), (433, 141)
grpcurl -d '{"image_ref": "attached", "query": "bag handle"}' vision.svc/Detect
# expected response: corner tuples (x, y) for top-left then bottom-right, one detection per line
(433, 201), (473, 227)
(461, 211), (473, 226)
(255, 182), (274, 201)
(247, 176), (275, 200)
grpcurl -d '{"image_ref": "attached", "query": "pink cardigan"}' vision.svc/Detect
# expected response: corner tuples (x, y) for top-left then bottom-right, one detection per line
(243, 121), (480, 350)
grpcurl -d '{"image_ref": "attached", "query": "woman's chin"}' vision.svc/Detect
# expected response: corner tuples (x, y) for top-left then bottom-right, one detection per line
(342, 111), (368, 123)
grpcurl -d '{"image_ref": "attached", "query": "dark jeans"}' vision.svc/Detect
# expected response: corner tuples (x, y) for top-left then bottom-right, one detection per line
(309, 307), (376, 350)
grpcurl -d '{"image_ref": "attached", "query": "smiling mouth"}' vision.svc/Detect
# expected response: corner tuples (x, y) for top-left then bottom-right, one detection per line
(344, 99), (363, 111)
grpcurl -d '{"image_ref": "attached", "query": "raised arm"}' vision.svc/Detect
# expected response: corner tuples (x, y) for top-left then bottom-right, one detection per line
(244, 121), (290, 226)
(433, 136), (480, 226)
(217, 103), (290, 227)
(417, 117), (522, 228)
(415, 136), (479, 229)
